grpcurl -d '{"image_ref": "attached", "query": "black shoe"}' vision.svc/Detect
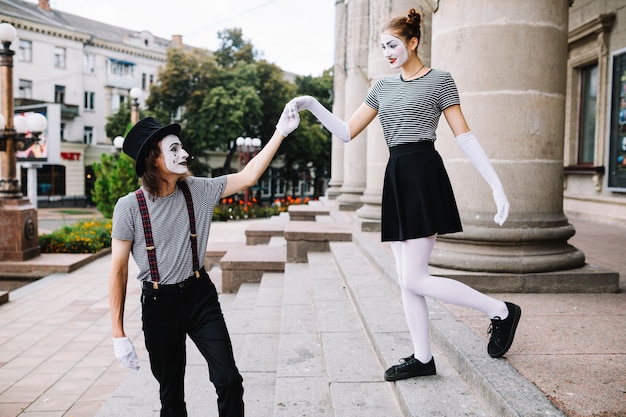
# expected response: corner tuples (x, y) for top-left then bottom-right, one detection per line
(384, 354), (436, 381)
(488, 302), (522, 358)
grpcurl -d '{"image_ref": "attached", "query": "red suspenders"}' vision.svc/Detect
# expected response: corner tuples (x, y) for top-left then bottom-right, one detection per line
(135, 180), (200, 289)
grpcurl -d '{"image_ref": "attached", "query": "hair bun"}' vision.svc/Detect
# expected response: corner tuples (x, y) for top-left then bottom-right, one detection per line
(406, 8), (422, 26)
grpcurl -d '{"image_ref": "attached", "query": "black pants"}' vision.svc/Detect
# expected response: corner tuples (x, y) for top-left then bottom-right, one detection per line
(141, 269), (244, 417)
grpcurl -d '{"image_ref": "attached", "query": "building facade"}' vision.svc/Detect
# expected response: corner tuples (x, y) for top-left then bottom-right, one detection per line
(0, 0), (179, 205)
(564, 0), (626, 225)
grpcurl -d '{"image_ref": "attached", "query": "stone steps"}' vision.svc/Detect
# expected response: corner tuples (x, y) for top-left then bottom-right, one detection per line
(97, 202), (566, 416)
(334, 229), (566, 417)
(309, 249), (492, 417)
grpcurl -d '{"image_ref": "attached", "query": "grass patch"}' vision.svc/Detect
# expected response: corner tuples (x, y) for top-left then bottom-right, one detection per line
(56, 209), (96, 215)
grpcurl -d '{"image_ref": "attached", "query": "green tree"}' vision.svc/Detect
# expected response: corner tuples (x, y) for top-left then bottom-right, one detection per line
(105, 101), (132, 140)
(214, 28), (257, 68)
(281, 69), (333, 195)
(143, 29), (333, 197)
(93, 105), (142, 218)
(147, 47), (225, 174)
(92, 153), (138, 218)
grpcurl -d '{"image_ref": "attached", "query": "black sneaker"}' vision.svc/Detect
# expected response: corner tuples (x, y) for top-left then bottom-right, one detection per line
(384, 354), (436, 381)
(488, 302), (522, 358)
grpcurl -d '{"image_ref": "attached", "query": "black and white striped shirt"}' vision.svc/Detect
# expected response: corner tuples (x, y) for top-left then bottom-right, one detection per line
(112, 176), (227, 284)
(364, 69), (460, 147)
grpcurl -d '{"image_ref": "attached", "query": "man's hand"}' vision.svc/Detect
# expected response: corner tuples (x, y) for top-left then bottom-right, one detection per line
(276, 102), (300, 137)
(113, 336), (140, 371)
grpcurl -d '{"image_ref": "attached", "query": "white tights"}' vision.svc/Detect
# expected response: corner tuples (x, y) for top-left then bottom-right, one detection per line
(390, 235), (508, 363)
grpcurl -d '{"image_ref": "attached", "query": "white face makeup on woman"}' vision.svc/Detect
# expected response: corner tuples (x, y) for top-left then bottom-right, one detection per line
(160, 134), (189, 174)
(381, 33), (409, 69)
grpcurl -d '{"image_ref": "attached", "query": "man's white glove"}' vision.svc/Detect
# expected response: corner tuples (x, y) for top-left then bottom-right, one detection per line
(113, 336), (140, 371)
(455, 132), (510, 226)
(289, 96), (351, 143)
(276, 102), (300, 137)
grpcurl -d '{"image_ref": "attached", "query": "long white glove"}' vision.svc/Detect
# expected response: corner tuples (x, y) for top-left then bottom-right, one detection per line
(289, 96), (351, 143)
(113, 336), (140, 371)
(455, 132), (510, 226)
(275, 102), (300, 137)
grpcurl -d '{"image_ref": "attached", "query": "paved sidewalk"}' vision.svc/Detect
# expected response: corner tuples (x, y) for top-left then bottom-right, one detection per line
(0, 211), (623, 416)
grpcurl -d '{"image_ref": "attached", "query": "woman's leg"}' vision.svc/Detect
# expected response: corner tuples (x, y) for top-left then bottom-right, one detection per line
(399, 235), (508, 319)
(390, 241), (432, 363)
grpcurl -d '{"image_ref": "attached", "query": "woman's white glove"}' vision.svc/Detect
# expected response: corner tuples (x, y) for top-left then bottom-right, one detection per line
(113, 336), (140, 371)
(455, 132), (510, 225)
(288, 96), (351, 143)
(275, 102), (300, 137)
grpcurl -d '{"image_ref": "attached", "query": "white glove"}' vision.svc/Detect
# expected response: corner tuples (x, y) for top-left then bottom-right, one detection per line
(455, 132), (510, 226)
(113, 336), (140, 371)
(276, 102), (300, 137)
(289, 96), (351, 143)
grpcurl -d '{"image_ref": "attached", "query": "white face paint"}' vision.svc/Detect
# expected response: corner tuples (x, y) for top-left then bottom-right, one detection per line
(160, 134), (189, 174)
(381, 33), (408, 69)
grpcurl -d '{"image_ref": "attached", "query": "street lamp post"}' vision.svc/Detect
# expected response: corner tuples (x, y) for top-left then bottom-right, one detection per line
(0, 22), (40, 261)
(130, 87), (141, 125)
(236, 136), (262, 208)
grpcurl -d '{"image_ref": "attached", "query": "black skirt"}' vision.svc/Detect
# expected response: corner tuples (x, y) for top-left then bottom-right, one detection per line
(381, 141), (462, 242)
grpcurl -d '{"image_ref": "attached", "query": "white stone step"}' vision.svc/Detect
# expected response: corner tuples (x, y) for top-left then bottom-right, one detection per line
(320, 245), (494, 417)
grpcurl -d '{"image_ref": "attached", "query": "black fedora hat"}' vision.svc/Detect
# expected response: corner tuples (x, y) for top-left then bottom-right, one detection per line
(123, 117), (181, 176)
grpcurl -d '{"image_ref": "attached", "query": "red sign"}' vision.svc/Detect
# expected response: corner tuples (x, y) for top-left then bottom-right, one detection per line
(61, 152), (81, 161)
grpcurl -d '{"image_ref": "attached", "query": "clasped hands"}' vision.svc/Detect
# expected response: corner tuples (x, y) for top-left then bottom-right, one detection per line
(276, 96), (325, 137)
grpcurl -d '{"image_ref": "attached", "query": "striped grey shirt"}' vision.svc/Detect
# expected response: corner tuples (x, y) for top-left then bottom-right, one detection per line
(364, 69), (460, 147)
(112, 176), (227, 284)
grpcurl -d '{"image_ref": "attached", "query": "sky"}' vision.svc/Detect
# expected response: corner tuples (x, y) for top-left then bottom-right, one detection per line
(43, 0), (336, 76)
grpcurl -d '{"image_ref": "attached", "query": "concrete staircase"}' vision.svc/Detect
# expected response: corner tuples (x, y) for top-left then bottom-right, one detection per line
(96, 201), (565, 416)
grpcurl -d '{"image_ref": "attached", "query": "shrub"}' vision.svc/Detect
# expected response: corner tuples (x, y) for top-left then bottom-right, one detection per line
(39, 219), (112, 254)
(38, 196), (313, 253)
(213, 195), (312, 221)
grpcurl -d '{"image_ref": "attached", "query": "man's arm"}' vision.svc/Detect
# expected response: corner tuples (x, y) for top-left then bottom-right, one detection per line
(222, 103), (299, 197)
(110, 238), (131, 338)
(222, 129), (286, 197)
(109, 237), (140, 370)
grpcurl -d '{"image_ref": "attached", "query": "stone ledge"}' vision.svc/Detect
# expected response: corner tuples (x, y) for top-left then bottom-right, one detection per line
(287, 204), (331, 221)
(205, 242), (247, 270)
(284, 221), (352, 263)
(429, 263), (619, 293)
(245, 221), (286, 245)
(220, 246), (286, 293)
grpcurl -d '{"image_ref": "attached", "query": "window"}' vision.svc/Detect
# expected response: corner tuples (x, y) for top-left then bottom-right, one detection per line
(54, 85), (65, 103)
(109, 59), (134, 77)
(60, 123), (65, 141)
(149, 74), (154, 87)
(21, 165), (66, 196)
(608, 51), (626, 189)
(18, 79), (32, 99)
(564, 12), (614, 186)
(578, 64), (598, 165)
(54, 46), (66, 68)
(84, 91), (95, 110)
(84, 53), (95, 74)
(18, 40), (32, 62)
(83, 126), (93, 145)
(142, 73), (147, 90)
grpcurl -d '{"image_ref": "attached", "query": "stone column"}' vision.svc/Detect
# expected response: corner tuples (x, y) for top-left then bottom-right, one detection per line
(326, 0), (347, 199)
(431, 0), (585, 273)
(356, 0), (435, 228)
(336, 0), (369, 211)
